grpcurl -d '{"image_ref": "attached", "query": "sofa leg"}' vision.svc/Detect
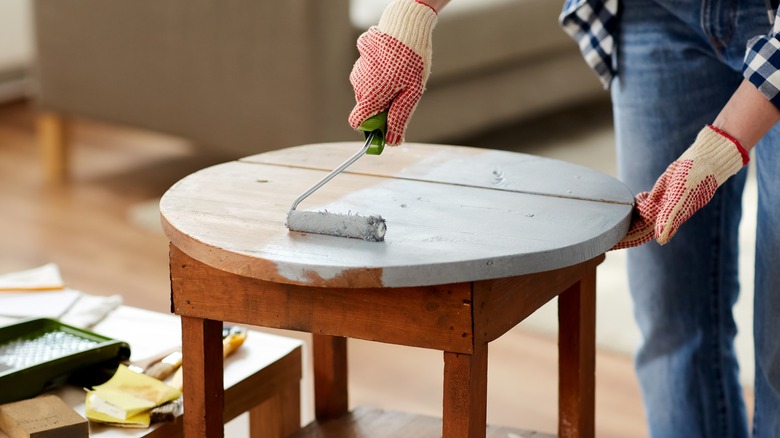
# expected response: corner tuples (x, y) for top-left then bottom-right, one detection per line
(37, 111), (71, 184)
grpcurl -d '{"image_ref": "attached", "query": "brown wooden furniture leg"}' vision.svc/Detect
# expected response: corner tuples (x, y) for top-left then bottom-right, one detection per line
(557, 273), (597, 438)
(249, 381), (301, 438)
(442, 343), (488, 438)
(181, 316), (225, 438)
(37, 111), (71, 184)
(312, 334), (348, 421)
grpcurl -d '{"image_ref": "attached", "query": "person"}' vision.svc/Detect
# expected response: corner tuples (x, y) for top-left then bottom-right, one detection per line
(347, 0), (780, 436)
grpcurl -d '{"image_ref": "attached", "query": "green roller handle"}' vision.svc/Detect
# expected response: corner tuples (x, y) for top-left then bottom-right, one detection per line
(358, 111), (388, 155)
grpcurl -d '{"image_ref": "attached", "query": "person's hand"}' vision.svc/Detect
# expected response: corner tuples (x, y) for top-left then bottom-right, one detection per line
(348, 0), (438, 146)
(613, 125), (749, 249)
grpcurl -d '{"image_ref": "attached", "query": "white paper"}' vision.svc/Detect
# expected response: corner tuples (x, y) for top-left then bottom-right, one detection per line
(0, 263), (65, 291)
(0, 289), (82, 318)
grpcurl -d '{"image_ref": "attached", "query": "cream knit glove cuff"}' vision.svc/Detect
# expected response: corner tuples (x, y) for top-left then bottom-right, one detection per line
(678, 125), (749, 187)
(377, 0), (438, 81)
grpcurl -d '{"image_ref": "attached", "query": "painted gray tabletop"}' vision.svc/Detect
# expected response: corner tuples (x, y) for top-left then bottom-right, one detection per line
(160, 142), (633, 288)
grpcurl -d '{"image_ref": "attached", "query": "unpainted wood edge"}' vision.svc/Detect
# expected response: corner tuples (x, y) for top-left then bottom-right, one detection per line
(472, 255), (604, 345)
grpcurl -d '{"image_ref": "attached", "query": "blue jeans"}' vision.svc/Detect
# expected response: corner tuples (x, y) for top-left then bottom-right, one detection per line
(612, 0), (780, 436)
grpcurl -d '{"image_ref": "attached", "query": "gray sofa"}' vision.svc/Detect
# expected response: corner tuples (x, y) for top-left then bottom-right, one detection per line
(32, 0), (604, 181)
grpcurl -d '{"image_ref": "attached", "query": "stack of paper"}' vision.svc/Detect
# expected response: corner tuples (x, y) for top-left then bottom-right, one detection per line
(0, 264), (65, 291)
(0, 264), (121, 328)
(0, 264), (78, 323)
(85, 365), (181, 428)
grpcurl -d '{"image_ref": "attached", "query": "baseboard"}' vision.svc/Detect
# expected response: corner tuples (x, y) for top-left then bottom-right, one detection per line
(0, 67), (32, 104)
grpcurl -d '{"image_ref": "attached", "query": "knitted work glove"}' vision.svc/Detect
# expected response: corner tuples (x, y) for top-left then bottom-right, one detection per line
(614, 125), (750, 249)
(348, 0), (438, 146)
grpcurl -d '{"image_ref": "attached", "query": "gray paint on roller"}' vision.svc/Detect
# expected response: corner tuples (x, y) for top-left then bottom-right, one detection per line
(286, 210), (387, 242)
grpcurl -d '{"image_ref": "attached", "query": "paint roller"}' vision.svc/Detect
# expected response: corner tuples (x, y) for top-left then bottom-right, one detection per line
(285, 112), (388, 242)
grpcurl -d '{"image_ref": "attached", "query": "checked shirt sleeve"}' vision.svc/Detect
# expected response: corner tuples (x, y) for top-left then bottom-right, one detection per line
(559, 0), (619, 89)
(744, 8), (780, 109)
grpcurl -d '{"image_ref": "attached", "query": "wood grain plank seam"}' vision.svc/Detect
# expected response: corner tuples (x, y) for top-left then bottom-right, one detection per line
(236, 160), (634, 206)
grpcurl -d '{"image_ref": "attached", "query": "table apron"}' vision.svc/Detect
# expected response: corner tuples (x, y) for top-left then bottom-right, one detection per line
(169, 245), (603, 354)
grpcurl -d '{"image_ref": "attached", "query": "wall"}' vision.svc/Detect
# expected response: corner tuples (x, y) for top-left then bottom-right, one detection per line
(0, 0), (33, 102)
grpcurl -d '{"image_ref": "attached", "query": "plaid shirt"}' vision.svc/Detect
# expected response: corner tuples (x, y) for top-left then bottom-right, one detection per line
(560, 0), (780, 109)
(745, 11), (780, 108)
(559, 0), (618, 89)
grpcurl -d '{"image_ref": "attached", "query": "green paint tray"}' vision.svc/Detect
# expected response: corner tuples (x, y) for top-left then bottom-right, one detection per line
(0, 318), (131, 404)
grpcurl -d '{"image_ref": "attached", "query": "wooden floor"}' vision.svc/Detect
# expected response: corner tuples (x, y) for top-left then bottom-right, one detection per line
(1, 99), (653, 436)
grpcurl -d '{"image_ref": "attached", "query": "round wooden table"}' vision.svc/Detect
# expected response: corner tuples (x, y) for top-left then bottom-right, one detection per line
(161, 142), (632, 438)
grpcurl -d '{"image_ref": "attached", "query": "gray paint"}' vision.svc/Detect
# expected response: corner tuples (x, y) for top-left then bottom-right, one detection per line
(162, 143), (634, 288)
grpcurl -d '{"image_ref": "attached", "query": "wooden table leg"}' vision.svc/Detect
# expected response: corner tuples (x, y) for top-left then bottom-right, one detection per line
(312, 334), (348, 421)
(181, 316), (225, 438)
(442, 343), (488, 438)
(249, 381), (301, 438)
(37, 111), (71, 184)
(558, 273), (596, 438)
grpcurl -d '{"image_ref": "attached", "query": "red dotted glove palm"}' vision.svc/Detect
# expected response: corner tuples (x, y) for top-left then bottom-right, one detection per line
(348, 0), (438, 146)
(613, 125), (749, 249)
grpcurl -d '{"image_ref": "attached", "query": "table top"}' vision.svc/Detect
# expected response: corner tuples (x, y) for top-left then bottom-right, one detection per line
(160, 142), (633, 288)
